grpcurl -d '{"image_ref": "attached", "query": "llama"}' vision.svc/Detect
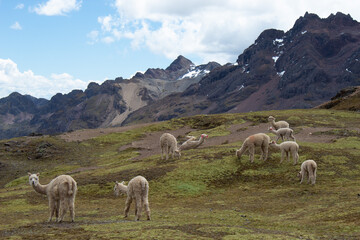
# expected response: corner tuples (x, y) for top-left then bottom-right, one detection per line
(236, 133), (271, 163)
(269, 141), (299, 165)
(28, 172), (77, 222)
(268, 127), (296, 142)
(179, 134), (208, 151)
(114, 176), (151, 221)
(268, 116), (289, 130)
(159, 133), (181, 160)
(298, 160), (317, 185)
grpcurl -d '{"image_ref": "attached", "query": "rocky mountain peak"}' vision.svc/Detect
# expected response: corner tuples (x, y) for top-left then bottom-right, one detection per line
(326, 12), (358, 26)
(166, 55), (194, 72)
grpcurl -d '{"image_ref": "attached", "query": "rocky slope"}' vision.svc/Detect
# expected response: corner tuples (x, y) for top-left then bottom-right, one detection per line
(0, 56), (220, 139)
(316, 86), (360, 111)
(124, 12), (360, 124)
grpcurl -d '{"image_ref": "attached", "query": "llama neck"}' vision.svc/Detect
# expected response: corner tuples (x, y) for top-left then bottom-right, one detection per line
(270, 129), (277, 134)
(271, 143), (281, 149)
(32, 182), (48, 195)
(117, 184), (128, 194)
(195, 136), (205, 146)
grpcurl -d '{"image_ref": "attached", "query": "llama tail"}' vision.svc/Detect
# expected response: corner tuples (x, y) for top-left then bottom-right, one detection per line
(67, 179), (77, 195)
(141, 181), (149, 201)
(141, 181), (147, 192)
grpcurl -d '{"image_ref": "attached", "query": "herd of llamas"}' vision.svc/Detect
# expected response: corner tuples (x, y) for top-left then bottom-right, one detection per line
(28, 115), (317, 223)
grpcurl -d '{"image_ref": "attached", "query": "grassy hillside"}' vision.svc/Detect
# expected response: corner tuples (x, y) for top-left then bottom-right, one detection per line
(1, 109), (360, 239)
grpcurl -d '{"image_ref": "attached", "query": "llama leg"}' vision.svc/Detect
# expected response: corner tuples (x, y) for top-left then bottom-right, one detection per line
(69, 197), (75, 222)
(161, 147), (164, 160)
(280, 150), (285, 163)
(144, 200), (151, 220)
(55, 200), (59, 222)
(124, 196), (132, 218)
(169, 146), (173, 159)
(260, 145), (264, 161)
(171, 148), (174, 159)
(294, 152), (299, 165)
(300, 172), (305, 184)
(249, 145), (255, 163)
(48, 198), (55, 222)
(135, 199), (142, 221)
(58, 198), (67, 223)
(313, 169), (317, 184)
(262, 145), (269, 161)
(165, 146), (169, 160)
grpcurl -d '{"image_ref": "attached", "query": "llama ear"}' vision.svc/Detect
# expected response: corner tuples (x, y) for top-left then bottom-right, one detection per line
(115, 181), (118, 184)
(36, 173), (40, 176)
(121, 181), (125, 185)
(28, 172), (32, 176)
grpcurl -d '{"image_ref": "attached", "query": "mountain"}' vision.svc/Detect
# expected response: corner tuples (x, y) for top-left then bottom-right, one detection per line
(1, 12), (360, 139)
(124, 12), (360, 123)
(0, 56), (220, 139)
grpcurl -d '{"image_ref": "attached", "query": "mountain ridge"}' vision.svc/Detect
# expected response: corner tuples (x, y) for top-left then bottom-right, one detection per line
(1, 12), (360, 139)
(0, 56), (220, 139)
(124, 12), (360, 124)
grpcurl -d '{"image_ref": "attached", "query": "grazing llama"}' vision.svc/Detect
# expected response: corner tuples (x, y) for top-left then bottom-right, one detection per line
(28, 172), (77, 222)
(114, 176), (151, 221)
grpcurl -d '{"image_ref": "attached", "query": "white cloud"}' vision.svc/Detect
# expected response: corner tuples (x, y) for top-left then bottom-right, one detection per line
(15, 3), (24, 10)
(10, 22), (22, 30)
(86, 30), (99, 44)
(98, 15), (114, 32)
(93, 0), (360, 64)
(0, 58), (91, 99)
(33, 0), (82, 16)
(101, 36), (115, 44)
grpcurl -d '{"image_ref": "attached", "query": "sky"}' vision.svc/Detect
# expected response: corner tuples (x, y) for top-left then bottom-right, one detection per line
(1, 0), (360, 99)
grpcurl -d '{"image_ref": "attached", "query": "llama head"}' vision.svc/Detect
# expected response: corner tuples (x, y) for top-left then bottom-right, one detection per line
(28, 172), (40, 186)
(114, 181), (119, 196)
(201, 134), (208, 139)
(268, 116), (275, 121)
(175, 150), (181, 158)
(269, 141), (276, 147)
(114, 181), (123, 196)
(297, 171), (302, 180)
(235, 150), (240, 159)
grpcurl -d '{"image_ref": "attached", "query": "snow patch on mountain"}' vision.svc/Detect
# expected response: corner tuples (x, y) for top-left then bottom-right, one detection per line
(178, 67), (210, 80)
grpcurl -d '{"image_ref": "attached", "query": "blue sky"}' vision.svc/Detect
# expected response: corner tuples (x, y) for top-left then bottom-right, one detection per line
(1, 0), (360, 99)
